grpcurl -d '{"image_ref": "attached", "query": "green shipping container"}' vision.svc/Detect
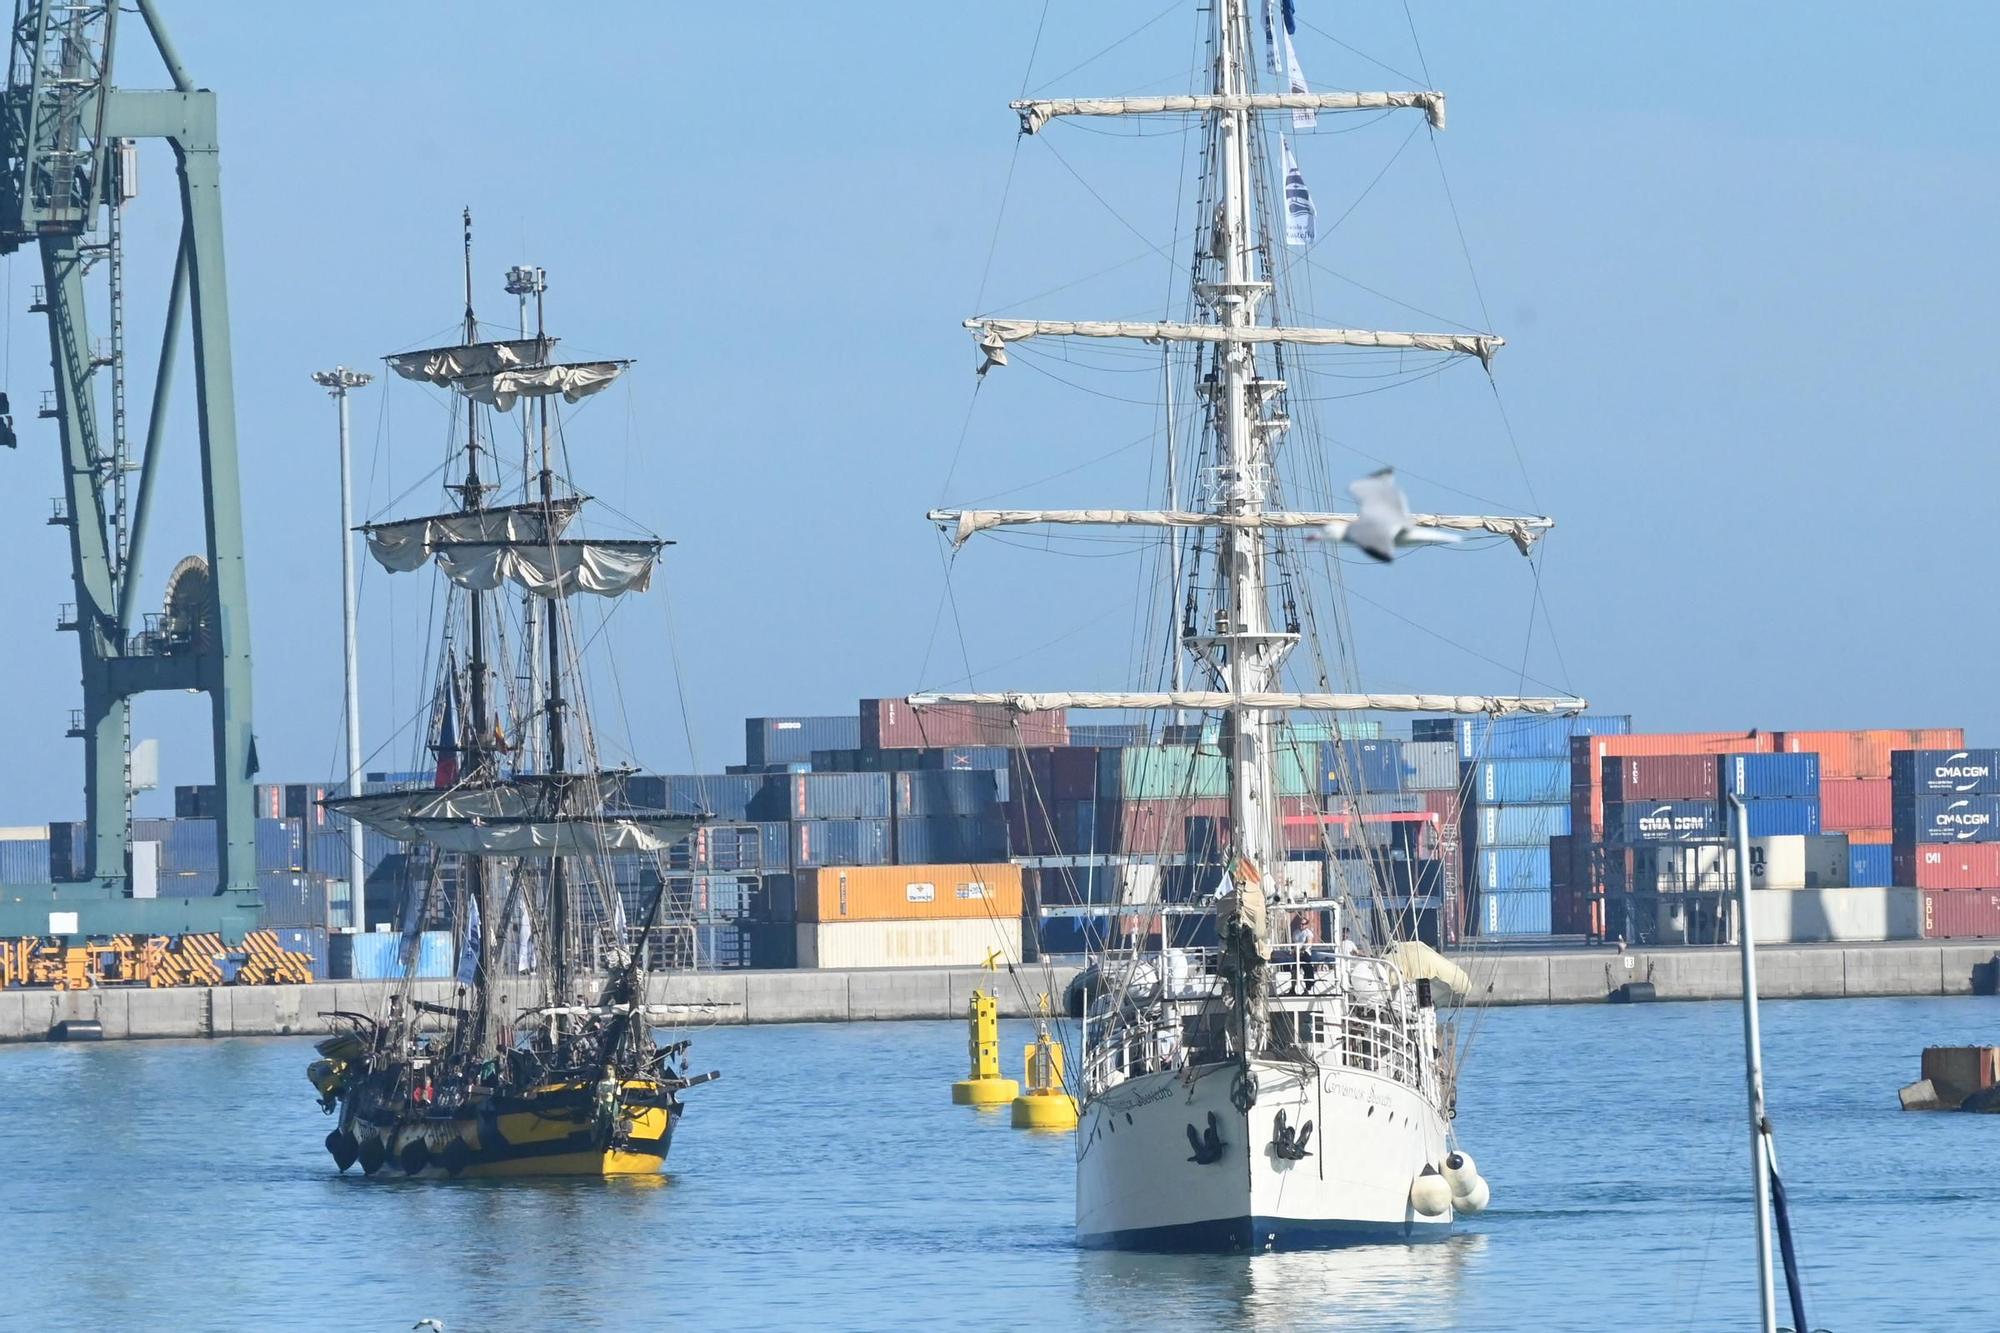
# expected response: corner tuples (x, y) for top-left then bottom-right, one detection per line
(1101, 740), (1319, 799)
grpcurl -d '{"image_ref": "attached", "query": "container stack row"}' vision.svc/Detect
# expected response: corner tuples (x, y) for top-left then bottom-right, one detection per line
(1891, 748), (2000, 939)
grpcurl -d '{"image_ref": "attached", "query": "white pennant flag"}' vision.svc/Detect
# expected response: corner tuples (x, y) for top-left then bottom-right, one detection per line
(1281, 135), (1316, 248)
(456, 891), (482, 985)
(1263, 0), (1282, 75)
(1284, 30), (1315, 129)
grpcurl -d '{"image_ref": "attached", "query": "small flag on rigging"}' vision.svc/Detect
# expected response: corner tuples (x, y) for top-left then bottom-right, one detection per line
(457, 892), (481, 987)
(1262, 0), (1281, 74)
(1280, 135), (1316, 248)
(1282, 0), (1297, 35)
(1283, 29), (1316, 129)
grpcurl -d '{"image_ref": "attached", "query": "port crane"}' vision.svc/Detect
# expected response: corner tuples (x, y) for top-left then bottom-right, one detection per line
(0, 0), (257, 937)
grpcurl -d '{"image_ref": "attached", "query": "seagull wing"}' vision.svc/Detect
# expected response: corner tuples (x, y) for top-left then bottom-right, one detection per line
(1347, 467), (1410, 524)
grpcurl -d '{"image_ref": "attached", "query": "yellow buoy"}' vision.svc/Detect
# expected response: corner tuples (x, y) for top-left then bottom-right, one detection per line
(951, 987), (1020, 1106)
(1011, 1009), (1079, 1131)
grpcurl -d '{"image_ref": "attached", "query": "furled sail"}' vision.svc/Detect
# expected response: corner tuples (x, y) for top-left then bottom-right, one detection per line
(1011, 91), (1446, 135)
(429, 539), (663, 598)
(928, 508), (1551, 555)
(965, 318), (1500, 364)
(364, 500), (584, 574)
(455, 361), (629, 411)
(908, 691), (1588, 716)
(326, 774), (696, 855)
(384, 338), (555, 386)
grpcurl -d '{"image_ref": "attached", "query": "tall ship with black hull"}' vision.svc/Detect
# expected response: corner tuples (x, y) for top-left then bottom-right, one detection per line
(308, 216), (716, 1178)
(916, 4), (1582, 1248)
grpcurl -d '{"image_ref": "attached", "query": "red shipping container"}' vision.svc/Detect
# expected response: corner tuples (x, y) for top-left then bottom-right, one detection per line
(1115, 797), (1228, 856)
(860, 697), (1067, 750)
(1921, 888), (2000, 939)
(1011, 746), (1101, 803)
(1848, 827), (1893, 845)
(1896, 843), (2000, 890)
(1820, 779), (1892, 831)
(1601, 754), (1719, 802)
(1775, 728), (1965, 781)
(1569, 732), (1775, 836)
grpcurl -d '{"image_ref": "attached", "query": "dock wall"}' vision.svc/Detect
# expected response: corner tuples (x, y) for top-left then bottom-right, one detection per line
(1, 942), (1994, 1043)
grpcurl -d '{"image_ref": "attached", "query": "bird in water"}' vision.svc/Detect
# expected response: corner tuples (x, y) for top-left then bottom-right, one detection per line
(1309, 468), (1463, 562)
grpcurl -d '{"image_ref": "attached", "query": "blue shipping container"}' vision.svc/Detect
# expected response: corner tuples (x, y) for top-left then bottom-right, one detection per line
(893, 769), (1001, 818)
(791, 818), (893, 868)
(894, 814), (1009, 863)
(1426, 714), (1631, 761)
(1466, 758), (1571, 805)
(1477, 848), (1552, 891)
(753, 772), (892, 821)
(1890, 749), (2000, 796)
(746, 715), (861, 767)
(627, 774), (770, 820)
(1479, 889), (1552, 936)
(1720, 753), (1821, 799)
(1469, 803), (1571, 847)
(1611, 799), (1724, 843)
(1320, 740), (1405, 795)
(1893, 794), (2000, 844)
(1741, 798), (1822, 837)
(273, 926), (329, 979)
(0, 839), (51, 883)
(1848, 844), (1893, 888)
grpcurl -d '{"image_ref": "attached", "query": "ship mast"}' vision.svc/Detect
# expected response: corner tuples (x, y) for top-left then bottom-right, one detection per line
(455, 208), (497, 1056)
(534, 274), (575, 1011)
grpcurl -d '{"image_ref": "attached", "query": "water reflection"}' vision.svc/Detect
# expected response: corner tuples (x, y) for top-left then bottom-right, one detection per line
(1075, 1231), (1489, 1328)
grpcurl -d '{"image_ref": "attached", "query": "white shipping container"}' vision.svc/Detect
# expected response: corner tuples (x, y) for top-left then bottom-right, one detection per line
(1749, 886), (1920, 943)
(1748, 835), (1850, 890)
(1403, 742), (1459, 791)
(1275, 861), (1324, 903)
(1636, 844), (1732, 893)
(796, 918), (1025, 969)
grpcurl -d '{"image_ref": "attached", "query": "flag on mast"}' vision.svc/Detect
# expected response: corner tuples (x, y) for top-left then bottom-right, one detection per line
(1282, 0), (1297, 34)
(1262, 0), (1281, 74)
(456, 892), (482, 986)
(1281, 135), (1316, 247)
(1283, 29), (1316, 128)
(433, 685), (460, 788)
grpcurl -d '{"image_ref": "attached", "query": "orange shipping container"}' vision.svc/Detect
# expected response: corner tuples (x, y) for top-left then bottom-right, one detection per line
(1774, 729), (1966, 781)
(797, 863), (1024, 923)
(1847, 827), (1894, 845)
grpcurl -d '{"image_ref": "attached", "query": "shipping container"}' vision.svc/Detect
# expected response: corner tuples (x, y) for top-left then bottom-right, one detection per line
(1848, 844), (1893, 888)
(1608, 799), (1723, 843)
(1467, 803), (1571, 847)
(1477, 889), (1552, 936)
(1629, 843), (1732, 893)
(1601, 755), (1720, 802)
(1067, 723), (1150, 747)
(797, 863), (1023, 922)
(754, 873), (797, 922)
(258, 872), (331, 927)
(1820, 779), (1892, 831)
(753, 772), (892, 821)
(1414, 714), (1631, 761)
(1467, 758), (1570, 805)
(349, 930), (453, 980)
(1009, 748), (1103, 804)
(1477, 847), (1552, 891)
(1719, 753), (1821, 800)
(893, 814), (1009, 863)
(625, 774), (770, 821)
(1741, 799), (1822, 838)
(1895, 843), (2000, 890)
(0, 838), (51, 883)
(860, 697), (1066, 750)
(747, 922), (798, 968)
(1321, 740), (1405, 794)
(811, 749), (863, 772)
(1890, 748), (2000, 796)
(1753, 887), (1922, 944)
(1747, 835), (1849, 889)
(1100, 745), (1228, 801)
(1776, 728), (1965, 781)
(892, 770), (1001, 819)
(790, 818), (893, 868)
(271, 926), (330, 979)
(1893, 795), (2000, 846)
(1402, 741), (1459, 792)
(796, 917), (1026, 968)
(1919, 888), (2000, 940)
(1571, 732), (1776, 834)
(1848, 827), (1893, 845)
(745, 715), (861, 767)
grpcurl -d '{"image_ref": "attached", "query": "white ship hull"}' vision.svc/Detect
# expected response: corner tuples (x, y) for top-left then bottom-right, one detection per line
(1076, 1056), (1452, 1250)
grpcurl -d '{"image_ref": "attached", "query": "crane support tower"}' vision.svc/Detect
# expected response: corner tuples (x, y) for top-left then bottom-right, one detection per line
(0, 0), (257, 939)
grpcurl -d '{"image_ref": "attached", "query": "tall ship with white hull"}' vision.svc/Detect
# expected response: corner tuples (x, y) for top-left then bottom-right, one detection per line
(307, 216), (717, 1178)
(916, 2), (1580, 1249)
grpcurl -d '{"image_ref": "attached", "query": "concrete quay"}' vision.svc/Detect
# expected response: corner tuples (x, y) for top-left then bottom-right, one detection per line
(0, 941), (1994, 1043)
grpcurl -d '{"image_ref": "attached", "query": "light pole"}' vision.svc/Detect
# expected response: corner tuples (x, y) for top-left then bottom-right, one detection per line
(312, 366), (372, 933)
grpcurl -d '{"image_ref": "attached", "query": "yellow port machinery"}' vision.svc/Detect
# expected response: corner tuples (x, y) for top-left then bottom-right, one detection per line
(951, 987), (1020, 1105)
(0, 930), (315, 989)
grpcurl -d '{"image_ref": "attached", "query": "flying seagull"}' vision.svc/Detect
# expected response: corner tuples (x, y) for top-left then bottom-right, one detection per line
(1310, 468), (1463, 563)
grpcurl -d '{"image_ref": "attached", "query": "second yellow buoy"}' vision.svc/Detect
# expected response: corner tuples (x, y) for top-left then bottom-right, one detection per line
(1011, 1022), (1079, 1131)
(951, 988), (1019, 1106)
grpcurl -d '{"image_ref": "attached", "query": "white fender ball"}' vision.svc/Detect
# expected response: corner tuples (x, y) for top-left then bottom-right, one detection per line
(1453, 1176), (1491, 1214)
(1410, 1170), (1452, 1218)
(1442, 1150), (1479, 1195)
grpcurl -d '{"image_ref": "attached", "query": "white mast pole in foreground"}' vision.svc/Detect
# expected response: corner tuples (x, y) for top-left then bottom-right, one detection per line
(313, 365), (373, 932)
(1729, 792), (1779, 1333)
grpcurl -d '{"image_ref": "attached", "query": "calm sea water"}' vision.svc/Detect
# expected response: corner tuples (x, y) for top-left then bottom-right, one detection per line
(2, 994), (1993, 1331)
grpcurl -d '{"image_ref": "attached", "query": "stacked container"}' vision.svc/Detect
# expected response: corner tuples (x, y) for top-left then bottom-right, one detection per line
(744, 714), (861, 768)
(1891, 747), (2000, 936)
(793, 863), (1024, 967)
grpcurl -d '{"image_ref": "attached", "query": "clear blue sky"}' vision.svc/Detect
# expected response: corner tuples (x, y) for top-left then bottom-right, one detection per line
(0, 3), (1994, 821)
